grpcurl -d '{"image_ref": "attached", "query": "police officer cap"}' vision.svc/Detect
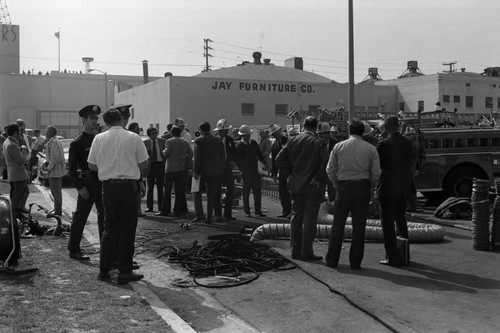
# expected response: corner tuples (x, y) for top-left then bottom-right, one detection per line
(78, 105), (101, 118)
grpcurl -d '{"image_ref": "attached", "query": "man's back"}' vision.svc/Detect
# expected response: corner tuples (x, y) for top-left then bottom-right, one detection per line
(165, 137), (192, 172)
(194, 134), (224, 176)
(377, 132), (413, 195)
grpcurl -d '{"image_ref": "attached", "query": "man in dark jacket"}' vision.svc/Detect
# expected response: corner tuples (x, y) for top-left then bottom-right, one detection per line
(192, 121), (225, 223)
(270, 124), (291, 218)
(377, 116), (414, 267)
(143, 127), (166, 213)
(236, 124), (267, 217)
(214, 119), (238, 221)
(276, 117), (328, 261)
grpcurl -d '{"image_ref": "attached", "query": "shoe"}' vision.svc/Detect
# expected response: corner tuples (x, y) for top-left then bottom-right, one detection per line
(255, 212), (266, 217)
(144, 209), (155, 213)
(325, 261), (338, 268)
(224, 216), (237, 221)
(168, 212), (179, 217)
(138, 212), (146, 217)
(300, 255), (323, 262)
(97, 271), (111, 282)
(379, 259), (402, 267)
(277, 213), (290, 218)
(70, 252), (90, 261)
(117, 272), (144, 284)
(155, 212), (169, 217)
(111, 261), (140, 270)
(191, 216), (205, 222)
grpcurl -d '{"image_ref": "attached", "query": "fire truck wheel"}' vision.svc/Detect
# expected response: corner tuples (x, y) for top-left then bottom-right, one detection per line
(443, 165), (486, 199)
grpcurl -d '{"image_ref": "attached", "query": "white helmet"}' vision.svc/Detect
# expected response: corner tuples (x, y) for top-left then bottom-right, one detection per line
(238, 124), (252, 136)
(214, 119), (232, 131)
(269, 124), (281, 135)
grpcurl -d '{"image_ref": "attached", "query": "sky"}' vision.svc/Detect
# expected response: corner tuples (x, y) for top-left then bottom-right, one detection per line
(7, 0), (500, 83)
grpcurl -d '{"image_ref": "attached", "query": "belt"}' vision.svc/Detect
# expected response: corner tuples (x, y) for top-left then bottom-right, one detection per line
(103, 179), (137, 184)
(337, 179), (369, 185)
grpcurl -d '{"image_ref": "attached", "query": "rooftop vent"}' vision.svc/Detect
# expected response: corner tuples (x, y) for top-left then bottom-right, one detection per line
(482, 67), (500, 77)
(398, 60), (424, 79)
(284, 57), (303, 70)
(252, 52), (262, 65)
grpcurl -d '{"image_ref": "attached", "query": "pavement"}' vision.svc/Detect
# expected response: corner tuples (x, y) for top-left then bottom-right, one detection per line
(2, 179), (500, 333)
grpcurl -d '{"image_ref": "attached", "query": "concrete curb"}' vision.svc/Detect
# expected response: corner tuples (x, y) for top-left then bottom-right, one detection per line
(36, 184), (198, 333)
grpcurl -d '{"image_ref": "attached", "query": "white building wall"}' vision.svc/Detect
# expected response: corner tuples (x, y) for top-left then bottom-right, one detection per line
(117, 75), (398, 133)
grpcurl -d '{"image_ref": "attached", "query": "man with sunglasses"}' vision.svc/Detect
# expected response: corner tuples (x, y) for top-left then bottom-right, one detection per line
(67, 105), (104, 261)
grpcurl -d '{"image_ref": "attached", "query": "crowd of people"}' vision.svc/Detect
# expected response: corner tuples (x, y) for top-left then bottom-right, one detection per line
(1, 103), (417, 281)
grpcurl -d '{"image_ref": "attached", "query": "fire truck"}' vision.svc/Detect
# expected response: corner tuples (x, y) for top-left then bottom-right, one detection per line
(402, 111), (500, 202)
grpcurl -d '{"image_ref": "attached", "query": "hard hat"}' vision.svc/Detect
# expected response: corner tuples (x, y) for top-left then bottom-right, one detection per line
(288, 128), (299, 136)
(405, 127), (416, 135)
(269, 124), (281, 135)
(214, 119), (232, 131)
(318, 122), (330, 133)
(174, 117), (186, 127)
(363, 122), (374, 135)
(238, 124), (252, 136)
(330, 125), (338, 133)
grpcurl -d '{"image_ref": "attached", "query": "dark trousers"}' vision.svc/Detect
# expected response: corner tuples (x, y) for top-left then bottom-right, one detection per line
(216, 169), (235, 218)
(193, 174), (222, 219)
(326, 180), (370, 268)
(68, 181), (104, 253)
(100, 181), (138, 274)
(242, 172), (262, 214)
(161, 171), (186, 215)
(290, 184), (322, 258)
(278, 172), (291, 215)
(146, 162), (165, 211)
(379, 192), (409, 265)
(10, 180), (29, 213)
(326, 178), (336, 201)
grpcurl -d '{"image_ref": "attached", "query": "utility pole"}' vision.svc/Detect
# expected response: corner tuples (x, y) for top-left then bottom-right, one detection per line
(348, 0), (355, 121)
(443, 61), (457, 74)
(203, 38), (213, 72)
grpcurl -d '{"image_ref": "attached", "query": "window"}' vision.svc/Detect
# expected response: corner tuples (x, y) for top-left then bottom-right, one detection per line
(241, 103), (255, 116)
(275, 104), (288, 116)
(443, 95), (450, 103)
(486, 97), (493, 109)
(466, 96), (474, 108)
(399, 102), (405, 112)
(418, 100), (424, 112)
(442, 139), (453, 148)
(308, 105), (320, 112)
(498, 97), (500, 109)
(492, 137), (500, 147)
(480, 138), (489, 147)
(455, 138), (466, 148)
(428, 138), (441, 149)
(454, 95), (460, 103)
(467, 138), (478, 147)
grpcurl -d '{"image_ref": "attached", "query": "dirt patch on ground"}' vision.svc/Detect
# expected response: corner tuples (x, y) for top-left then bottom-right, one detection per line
(0, 234), (170, 333)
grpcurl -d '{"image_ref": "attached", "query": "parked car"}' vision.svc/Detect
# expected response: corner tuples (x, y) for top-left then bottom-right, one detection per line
(37, 139), (73, 187)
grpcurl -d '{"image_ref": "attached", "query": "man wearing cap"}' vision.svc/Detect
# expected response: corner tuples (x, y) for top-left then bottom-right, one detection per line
(276, 117), (328, 261)
(67, 105), (104, 261)
(192, 122), (225, 223)
(377, 116), (414, 267)
(214, 119), (238, 221)
(270, 124), (291, 218)
(236, 124), (267, 217)
(88, 108), (149, 284)
(143, 127), (166, 213)
(325, 119), (381, 270)
(362, 121), (379, 146)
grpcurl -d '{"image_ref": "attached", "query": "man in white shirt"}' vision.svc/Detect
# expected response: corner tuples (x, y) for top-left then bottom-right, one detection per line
(88, 108), (149, 284)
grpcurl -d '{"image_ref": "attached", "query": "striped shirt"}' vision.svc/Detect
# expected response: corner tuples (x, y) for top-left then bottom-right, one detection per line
(326, 135), (381, 186)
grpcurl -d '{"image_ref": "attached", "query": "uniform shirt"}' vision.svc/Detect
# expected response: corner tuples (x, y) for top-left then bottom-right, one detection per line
(68, 131), (98, 190)
(327, 134), (381, 186)
(46, 136), (65, 178)
(88, 126), (149, 181)
(164, 136), (193, 173)
(3, 136), (28, 182)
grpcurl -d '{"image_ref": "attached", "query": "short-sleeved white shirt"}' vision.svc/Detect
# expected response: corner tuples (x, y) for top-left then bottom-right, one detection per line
(88, 126), (149, 181)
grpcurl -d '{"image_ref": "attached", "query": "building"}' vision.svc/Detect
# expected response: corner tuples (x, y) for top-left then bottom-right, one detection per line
(116, 52), (398, 133)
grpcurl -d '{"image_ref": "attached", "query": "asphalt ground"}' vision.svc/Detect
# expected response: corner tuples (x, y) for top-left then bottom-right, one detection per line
(1, 179), (500, 333)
